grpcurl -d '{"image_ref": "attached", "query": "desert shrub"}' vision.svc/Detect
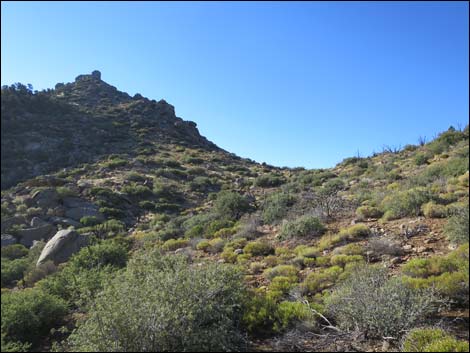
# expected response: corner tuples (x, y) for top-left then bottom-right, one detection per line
(401, 244), (469, 306)
(264, 265), (298, 280)
(381, 187), (431, 219)
(56, 186), (78, 198)
(99, 206), (125, 219)
(421, 201), (447, 218)
(422, 337), (469, 352)
(254, 174), (286, 188)
(102, 157), (127, 168)
(355, 205), (383, 220)
(122, 183), (153, 199)
(213, 191), (250, 220)
(1, 244), (28, 260)
(162, 238), (189, 251)
(244, 241), (274, 257)
(402, 327), (469, 352)
(189, 176), (215, 192)
(1, 258), (29, 287)
(445, 205), (469, 244)
(339, 224), (370, 238)
(80, 216), (102, 227)
(333, 243), (365, 256)
(279, 215), (325, 239)
(66, 251), (246, 351)
(205, 219), (234, 238)
(185, 224), (205, 238)
(37, 240), (129, 306)
(330, 254), (364, 268)
(414, 153), (430, 166)
(326, 264), (440, 338)
(196, 240), (210, 252)
(242, 292), (313, 335)
(301, 266), (342, 294)
(262, 192), (296, 224)
(221, 248), (238, 263)
(1, 288), (67, 347)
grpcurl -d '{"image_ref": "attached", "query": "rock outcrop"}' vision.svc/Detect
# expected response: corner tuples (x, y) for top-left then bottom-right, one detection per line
(36, 229), (89, 266)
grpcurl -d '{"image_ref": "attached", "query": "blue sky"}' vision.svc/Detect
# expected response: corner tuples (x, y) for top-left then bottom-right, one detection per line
(1, 1), (468, 168)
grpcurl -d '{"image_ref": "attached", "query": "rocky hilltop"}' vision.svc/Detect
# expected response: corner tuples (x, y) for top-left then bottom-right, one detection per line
(1, 71), (218, 189)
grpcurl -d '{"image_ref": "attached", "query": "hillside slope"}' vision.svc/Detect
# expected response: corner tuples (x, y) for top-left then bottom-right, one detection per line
(1, 73), (468, 353)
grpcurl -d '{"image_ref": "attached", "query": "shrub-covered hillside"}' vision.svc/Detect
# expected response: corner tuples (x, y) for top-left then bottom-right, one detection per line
(1, 73), (468, 352)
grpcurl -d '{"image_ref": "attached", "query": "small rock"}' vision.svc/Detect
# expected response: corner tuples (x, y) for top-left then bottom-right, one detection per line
(234, 249), (243, 255)
(390, 257), (402, 265)
(403, 245), (413, 251)
(217, 259), (225, 263)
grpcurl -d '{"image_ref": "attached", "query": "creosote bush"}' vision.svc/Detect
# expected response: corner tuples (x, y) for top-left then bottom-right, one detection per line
(66, 251), (246, 352)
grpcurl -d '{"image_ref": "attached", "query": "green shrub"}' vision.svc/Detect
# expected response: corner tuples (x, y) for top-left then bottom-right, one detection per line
(80, 216), (102, 227)
(1, 258), (29, 287)
(1, 244), (28, 260)
(244, 241), (274, 257)
(262, 192), (296, 224)
(1, 288), (67, 347)
(355, 205), (383, 220)
(421, 201), (447, 218)
(279, 215), (325, 239)
(415, 153), (430, 166)
(122, 183), (153, 199)
(162, 238), (189, 251)
(254, 174), (286, 188)
(423, 337), (469, 352)
(330, 254), (364, 268)
(445, 205), (469, 244)
(326, 264), (440, 338)
(66, 251), (246, 351)
(213, 191), (250, 220)
(338, 224), (370, 238)
(402, 327), (469, 352)
(301, 266), (342, 294)
(242, 292), (313, 335)
(264, 265), (298, 280)
(381, 187), (431, 219)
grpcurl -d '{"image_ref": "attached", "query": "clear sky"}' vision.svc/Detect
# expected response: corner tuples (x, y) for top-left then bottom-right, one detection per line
(2, 1), (468, 168)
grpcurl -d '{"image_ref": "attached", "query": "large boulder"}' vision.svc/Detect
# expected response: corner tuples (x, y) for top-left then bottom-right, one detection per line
(37, 229), (89, 266)
(31, 188), (60, 208)
(65, 207), (104, 222)
(1, 234), (18, 247)
(17, 223), (56, 247)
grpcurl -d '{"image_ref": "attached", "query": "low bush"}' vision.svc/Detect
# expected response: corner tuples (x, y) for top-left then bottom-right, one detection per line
(1, 244), (28, 260)
(244, 241), (274, 257)
(301, 266), (342, 294)
(421, 201), (447, 218)
(326, 264), (440, 338)
(254, 174), (286, 188)
(162, 238), (189, 251)
(264, 265), (298, 280)
(279, 215), (325, 239)
(355, 205), (383, 220)
(402, 327), (469, 352)
(1, 288), (67, 347)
